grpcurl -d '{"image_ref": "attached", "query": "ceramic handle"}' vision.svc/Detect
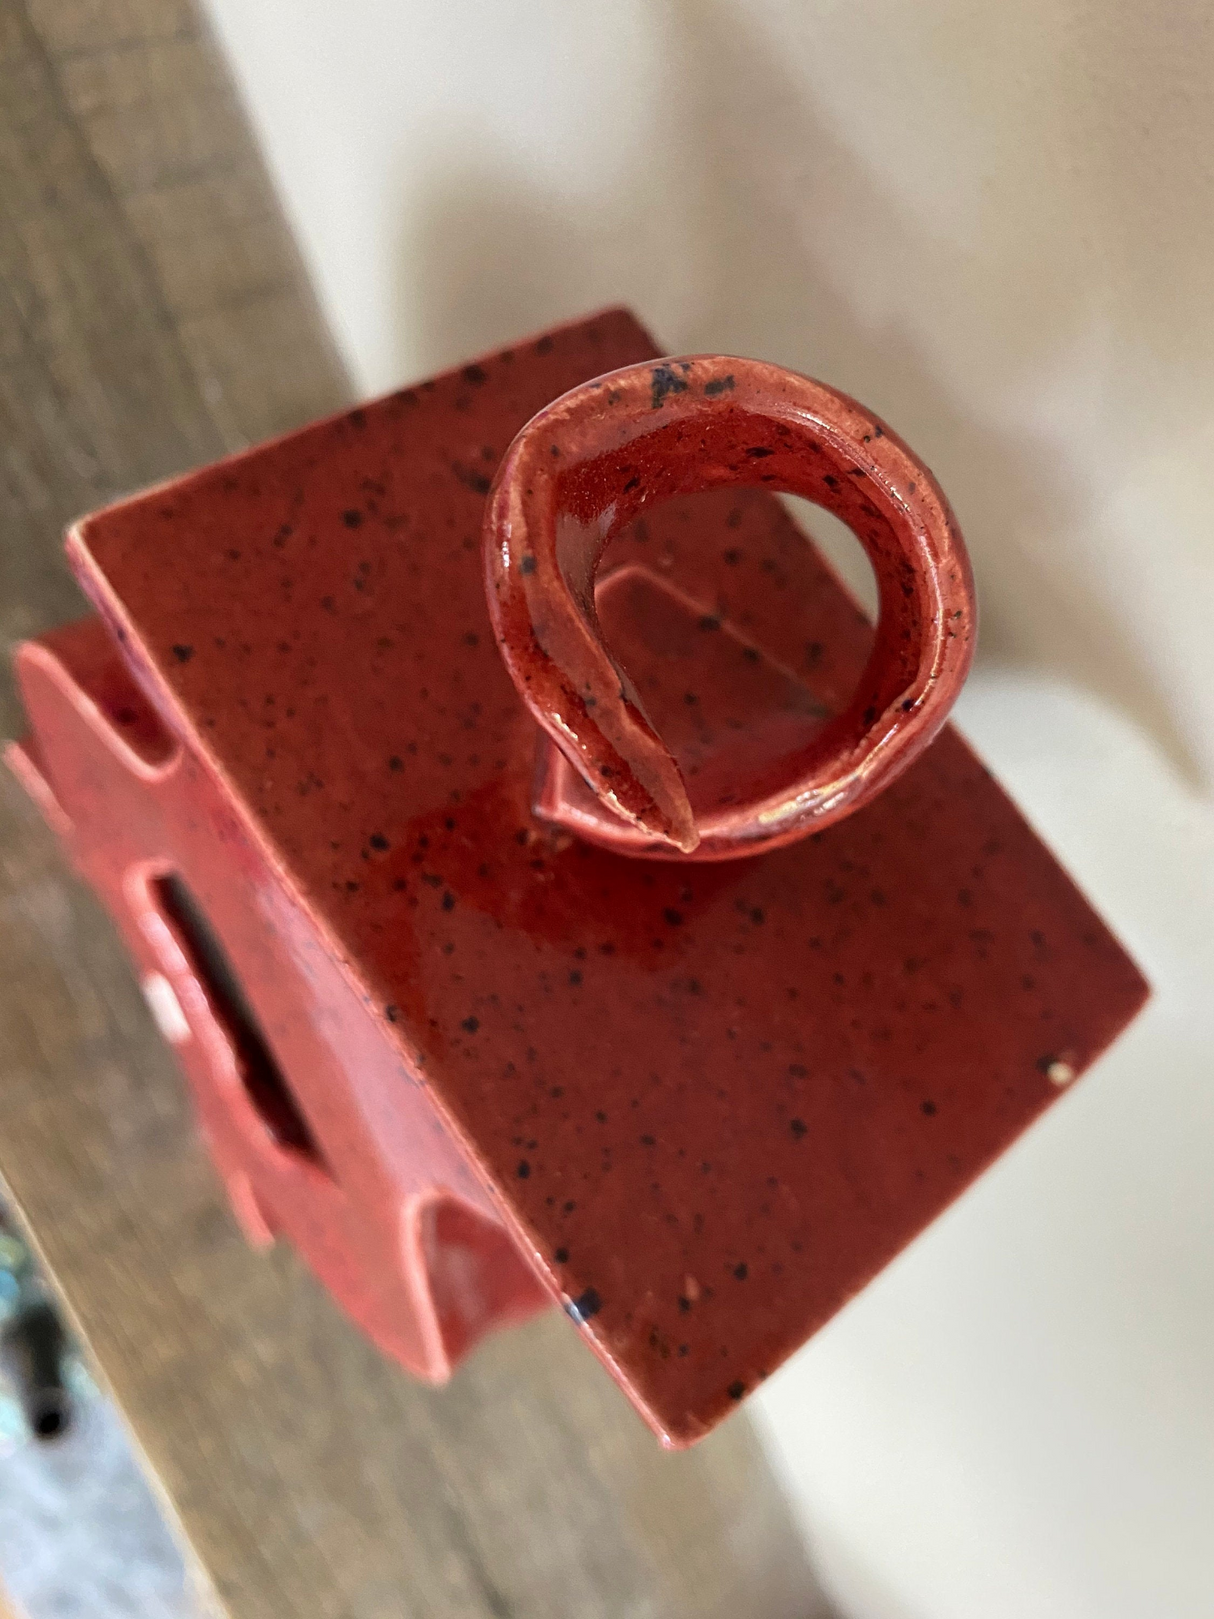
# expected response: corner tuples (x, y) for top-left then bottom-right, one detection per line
(483, 355), (975, 860)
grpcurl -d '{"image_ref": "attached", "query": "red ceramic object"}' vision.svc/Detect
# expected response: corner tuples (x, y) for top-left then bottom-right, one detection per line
(7, 308), (1148, 1446)
(8, 617), (550, 1380)
(486, 356), (974, 859)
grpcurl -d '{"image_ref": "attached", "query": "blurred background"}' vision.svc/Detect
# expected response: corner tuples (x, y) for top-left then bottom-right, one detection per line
(2, 2), (1213, 1615)
(199, 3), (1214, 1614)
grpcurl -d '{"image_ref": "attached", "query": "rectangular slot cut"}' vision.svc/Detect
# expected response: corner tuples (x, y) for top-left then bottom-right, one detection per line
(152, 873), (329, 1173)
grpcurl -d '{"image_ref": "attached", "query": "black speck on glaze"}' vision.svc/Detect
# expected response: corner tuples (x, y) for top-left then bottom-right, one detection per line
(566, 1287), (602, 1323)
(650, 364), (690, 409)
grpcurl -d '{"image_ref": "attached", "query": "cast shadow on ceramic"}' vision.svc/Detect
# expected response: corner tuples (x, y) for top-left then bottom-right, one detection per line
(388, 0), (1206, 790)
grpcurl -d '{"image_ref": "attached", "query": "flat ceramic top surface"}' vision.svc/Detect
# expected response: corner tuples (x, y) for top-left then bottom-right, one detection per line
(70, 310), (1147, 1440)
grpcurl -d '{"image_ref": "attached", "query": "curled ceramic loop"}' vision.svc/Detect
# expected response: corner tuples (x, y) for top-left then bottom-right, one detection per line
(483, 355), (975, 861)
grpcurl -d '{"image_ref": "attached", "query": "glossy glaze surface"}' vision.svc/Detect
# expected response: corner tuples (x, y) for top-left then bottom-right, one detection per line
(7, 619), (550, 1381)
(485, 357), (974, 858)
(8, 309), (1148, 1444)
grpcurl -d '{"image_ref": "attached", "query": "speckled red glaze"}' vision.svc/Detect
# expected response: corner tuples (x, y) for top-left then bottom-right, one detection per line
(7, 618), (550, 1381)
(7, 309), (1148, 1446)
(485, 357), (974, 859)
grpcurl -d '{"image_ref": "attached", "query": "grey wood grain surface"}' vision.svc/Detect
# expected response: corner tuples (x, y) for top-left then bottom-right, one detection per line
(0, 3), (825, 1614)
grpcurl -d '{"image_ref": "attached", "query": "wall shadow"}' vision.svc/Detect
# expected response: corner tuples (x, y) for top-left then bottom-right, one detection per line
(388, 0), (1213, 785)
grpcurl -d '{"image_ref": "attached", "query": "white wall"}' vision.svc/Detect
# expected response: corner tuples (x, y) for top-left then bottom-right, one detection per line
(201, 3), (1214, 1613)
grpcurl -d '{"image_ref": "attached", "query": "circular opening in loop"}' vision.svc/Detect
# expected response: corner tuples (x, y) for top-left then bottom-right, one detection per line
(484, 355), (975, 861)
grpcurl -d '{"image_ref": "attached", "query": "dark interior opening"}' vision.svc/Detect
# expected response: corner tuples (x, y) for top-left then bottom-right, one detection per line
(32, 1392), (69, 1441)
(152, 873), (329, 1173)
